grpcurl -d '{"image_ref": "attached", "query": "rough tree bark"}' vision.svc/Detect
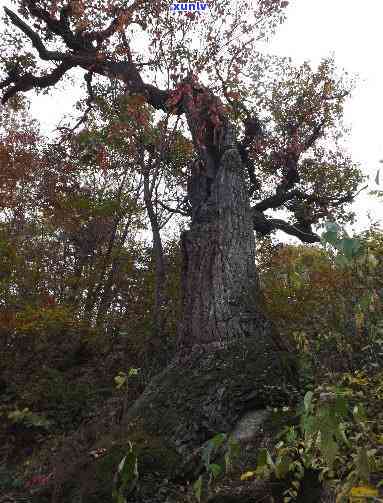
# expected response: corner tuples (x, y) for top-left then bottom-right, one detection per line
(178, 124), (269, 350)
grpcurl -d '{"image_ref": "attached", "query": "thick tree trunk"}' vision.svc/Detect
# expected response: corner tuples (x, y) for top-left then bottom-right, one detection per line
(178, 136), (270, 350)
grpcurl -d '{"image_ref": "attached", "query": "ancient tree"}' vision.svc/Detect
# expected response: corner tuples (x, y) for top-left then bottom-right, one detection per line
(0, 0), (364, 499)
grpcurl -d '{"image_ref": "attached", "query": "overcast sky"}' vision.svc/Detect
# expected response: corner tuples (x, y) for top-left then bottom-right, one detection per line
(1, 0), (382, 235)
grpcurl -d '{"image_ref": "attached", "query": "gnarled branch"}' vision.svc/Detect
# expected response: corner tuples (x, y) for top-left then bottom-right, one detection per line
(1, 5), (170, 110)
(1, 60), (75, 104)
(252, 209), (321, 243)
(4, 7), (66, 61)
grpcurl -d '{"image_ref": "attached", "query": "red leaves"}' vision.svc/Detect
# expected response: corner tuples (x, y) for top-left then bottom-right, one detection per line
(116, 11), (131, 33)
(165, 78), (226, 149)
(25, 472), (53, 489)
(43, 295), (56, 307)
(226, 91), (241, 101)
(166, 83), (193, 111)
(185, 12), (197, 20)
(125, 97), (150, 128)
(166, 91), (183, 109)
(96, 145), (109, 171)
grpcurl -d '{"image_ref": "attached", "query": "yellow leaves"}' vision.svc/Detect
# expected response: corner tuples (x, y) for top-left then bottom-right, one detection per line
(240, 471), (257, 481)
(342, 372), (369, 387)
(69, 0), (85, 17)
(226, 91), (241, 101)
(349, 485), (379, 500)
(124, 95), (150, 127)
(337, 485), (381, 503)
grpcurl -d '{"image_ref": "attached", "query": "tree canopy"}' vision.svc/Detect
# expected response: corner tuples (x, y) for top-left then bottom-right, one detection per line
(0, 0), (365, 243)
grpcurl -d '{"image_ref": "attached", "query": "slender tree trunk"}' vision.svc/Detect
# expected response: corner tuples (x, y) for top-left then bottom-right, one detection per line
(143, 163), (167, 342)
(96, 218), (131, 328)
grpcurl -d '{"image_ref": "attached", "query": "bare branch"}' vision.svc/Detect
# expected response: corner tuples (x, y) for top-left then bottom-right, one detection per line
(83, 17), (122, 45)
(255, 184), (362, 214)
(303, 118), (326, 151)
(254, 188), (305, 212)
(1, 60), (75, 104)
(252, 209), (321, 243)
(82, 0), (148, 44)
(1, 4), (170, 110)
(54, 72), (95, 141)
(158, 200), (190, 217)
(24, 0), (87, 51)
(323, 90), (349, 101)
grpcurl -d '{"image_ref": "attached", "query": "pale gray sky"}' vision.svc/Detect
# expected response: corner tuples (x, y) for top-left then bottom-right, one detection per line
(1, 0), (382, 234)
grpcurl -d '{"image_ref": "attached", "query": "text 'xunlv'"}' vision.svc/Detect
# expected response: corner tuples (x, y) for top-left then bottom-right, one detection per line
(169, 2), (209, 12)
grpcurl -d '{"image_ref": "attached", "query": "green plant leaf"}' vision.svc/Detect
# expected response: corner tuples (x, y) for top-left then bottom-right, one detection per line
(339, 238), (362, 260)
(322, 230), (338, 246)
(202, 433), (226, 469)
(275, 454), (292, 479)
(257, 448), (268, 468)
(356, 447), (370, 482)
(209, 432), (226, 448)
(113, 442), (138, 501)
(303, 391), (313, 413)
(193, 475), (203, 503)
(209, 463), (222, 478)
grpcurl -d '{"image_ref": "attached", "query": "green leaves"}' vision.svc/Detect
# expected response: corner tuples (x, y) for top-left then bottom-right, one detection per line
(112, 442), (139, 503)
(255, 447), (274, 477)
(201, 432), (226, 470)
(7, 407), (52, 430)
(355, 447), (370, 483)
(194, 433), (239, 502)
(114, 372), (127, 390)
(225, 436), (241, 473)
(193, 475), (203, 503)
(322, 222), (341, 246)
(274, 453), (292, 479)
(303, 391), (313, 413)
(337, 237), (363, 261)
(321, 222), (364, 262)
(208, 463), (222, 478)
